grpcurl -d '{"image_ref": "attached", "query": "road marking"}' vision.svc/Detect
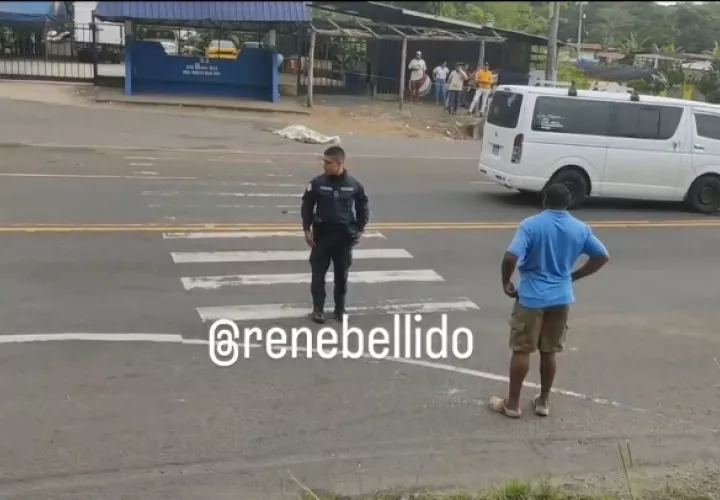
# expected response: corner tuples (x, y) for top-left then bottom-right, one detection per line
(149, 204), (293, 209)
(208, 158), (273, 164)
(181, 269), (444, 290)
(172, 248), (413, 263)
(13, 142), (478, 161)
(471, 181), (495, 185)
(0, 333), (204, 344)
(125, 156), (157, 160)
(0, 173), (196, 180)
(0, 332), (652, 414)
(2, 220), (719, 232)
(134, 171), (158, 175)
(129, 163), (153, 167)
(141, 191), (301, 198)
(162, 231), (387, 239)
(216, 182), (302, 188)
(197, 298), (479, 322)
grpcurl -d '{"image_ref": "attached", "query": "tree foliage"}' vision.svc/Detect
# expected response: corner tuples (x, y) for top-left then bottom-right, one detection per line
(384, 1), (720, 54)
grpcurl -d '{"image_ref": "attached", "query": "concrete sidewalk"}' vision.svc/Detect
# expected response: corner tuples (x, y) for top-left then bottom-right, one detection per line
(93, 88), (310, 116)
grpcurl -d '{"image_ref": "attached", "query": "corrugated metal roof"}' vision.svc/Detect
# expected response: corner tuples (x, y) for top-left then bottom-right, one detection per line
(0, 1), (68, 24)
(313, 1), (555, 46)
(95, 2), (311, 25)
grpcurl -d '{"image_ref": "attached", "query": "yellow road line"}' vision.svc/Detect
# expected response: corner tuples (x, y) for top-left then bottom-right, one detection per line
(0, 219), (719, 232)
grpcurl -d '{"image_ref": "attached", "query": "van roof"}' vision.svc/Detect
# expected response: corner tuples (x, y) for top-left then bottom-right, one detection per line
(498, 85), (720, 110)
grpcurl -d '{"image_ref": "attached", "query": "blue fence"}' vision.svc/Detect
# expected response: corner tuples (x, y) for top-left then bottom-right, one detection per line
(125, 40), (278, 102)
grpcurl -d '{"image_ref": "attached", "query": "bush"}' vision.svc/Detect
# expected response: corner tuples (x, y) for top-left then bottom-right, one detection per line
(557, 62), (590, 89)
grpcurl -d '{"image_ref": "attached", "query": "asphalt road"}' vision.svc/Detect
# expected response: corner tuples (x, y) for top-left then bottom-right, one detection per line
(1, 100), (719, 500)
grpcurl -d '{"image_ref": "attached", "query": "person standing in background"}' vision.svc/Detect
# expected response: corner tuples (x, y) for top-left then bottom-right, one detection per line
(432, 61), (449, 106)
(469, 62), (495, 116)
(446, 62), (467, 114)
(407, 51), (427, 104)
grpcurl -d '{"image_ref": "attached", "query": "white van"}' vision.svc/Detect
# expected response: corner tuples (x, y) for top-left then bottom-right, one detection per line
(478, 85), (720, 213)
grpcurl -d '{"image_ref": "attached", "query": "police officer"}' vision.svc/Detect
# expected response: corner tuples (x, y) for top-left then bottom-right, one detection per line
(301, 146), (370, 324)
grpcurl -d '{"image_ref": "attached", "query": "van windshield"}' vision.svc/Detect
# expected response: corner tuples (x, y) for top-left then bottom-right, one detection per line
(487, 91), (523, 129)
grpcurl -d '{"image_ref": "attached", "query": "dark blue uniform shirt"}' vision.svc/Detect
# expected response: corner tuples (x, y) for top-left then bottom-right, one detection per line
(301, 170), (369, 232)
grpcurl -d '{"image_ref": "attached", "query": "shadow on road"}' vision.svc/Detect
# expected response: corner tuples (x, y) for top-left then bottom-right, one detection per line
(481, 191), (720, 217)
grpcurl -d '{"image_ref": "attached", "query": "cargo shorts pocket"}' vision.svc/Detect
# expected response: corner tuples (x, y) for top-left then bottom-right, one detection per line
(509, 317), (536, 352)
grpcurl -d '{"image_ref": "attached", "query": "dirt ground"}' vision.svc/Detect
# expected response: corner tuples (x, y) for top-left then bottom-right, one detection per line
(0, 81), (481, 141)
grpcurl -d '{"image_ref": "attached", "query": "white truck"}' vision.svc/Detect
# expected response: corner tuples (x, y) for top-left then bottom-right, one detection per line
(73, 1), (124, 63)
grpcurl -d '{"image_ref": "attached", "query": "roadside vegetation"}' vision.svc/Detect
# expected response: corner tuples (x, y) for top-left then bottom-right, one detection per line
(298, 478), (719, 500)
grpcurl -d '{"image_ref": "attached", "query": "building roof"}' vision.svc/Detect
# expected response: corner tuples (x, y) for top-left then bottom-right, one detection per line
(0, 1), (68, 25)
(95, 1), (311, 28)
(312, 1), (556, 46)
(310, 18), (506, 43)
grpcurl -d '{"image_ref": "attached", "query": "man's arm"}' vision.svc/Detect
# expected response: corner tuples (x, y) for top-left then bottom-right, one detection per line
(502, 224), (530, 289)
(354, 181), (370, 232)
(572, 229), (609, 282)
(300, 181), (317, 231)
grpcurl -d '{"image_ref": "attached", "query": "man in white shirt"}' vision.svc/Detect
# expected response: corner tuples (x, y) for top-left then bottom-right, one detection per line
(446, 62), (467, 114)
(407, 51), (427, 104)
(432, 61), (449, 106)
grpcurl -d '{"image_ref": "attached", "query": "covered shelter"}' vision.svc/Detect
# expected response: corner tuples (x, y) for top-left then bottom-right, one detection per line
(94, 1), (311, 102)
(0, 1), (69, 26)
(306, 1), (550, 107)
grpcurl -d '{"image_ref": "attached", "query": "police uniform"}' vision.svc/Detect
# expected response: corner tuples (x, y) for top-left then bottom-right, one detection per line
(301, 170), (369, 320)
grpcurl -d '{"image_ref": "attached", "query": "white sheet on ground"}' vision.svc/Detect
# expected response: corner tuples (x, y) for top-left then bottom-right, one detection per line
(272, 125), (341, 145)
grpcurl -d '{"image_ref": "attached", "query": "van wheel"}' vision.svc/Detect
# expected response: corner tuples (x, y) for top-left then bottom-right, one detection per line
(546, 169), (588, 208)
(686, 175), (720, 214)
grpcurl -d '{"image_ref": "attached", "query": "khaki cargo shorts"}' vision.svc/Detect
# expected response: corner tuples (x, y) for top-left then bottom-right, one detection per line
(508, 300), (570, 353)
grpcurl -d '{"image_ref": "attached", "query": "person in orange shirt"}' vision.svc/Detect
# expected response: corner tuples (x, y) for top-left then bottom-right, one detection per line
(469, 62), (495, 115)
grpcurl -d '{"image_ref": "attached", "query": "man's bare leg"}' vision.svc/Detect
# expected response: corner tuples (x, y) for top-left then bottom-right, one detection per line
(506, 351), (530, 411)
(538, 352), (556, 406)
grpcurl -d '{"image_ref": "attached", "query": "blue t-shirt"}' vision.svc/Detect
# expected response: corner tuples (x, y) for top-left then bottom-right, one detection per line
(507, 210), (608, 309)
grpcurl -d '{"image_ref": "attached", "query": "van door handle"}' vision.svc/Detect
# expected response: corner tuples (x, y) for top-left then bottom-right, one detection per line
(694, 144), (705, 151)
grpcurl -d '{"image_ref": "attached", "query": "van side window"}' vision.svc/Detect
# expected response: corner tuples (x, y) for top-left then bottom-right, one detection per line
(694, 113), (720, 141)
(531, 96), (610, 135)
(486, 91), (524, 129)
(609, 103), (682, 140)
(658, 107), (683, 139)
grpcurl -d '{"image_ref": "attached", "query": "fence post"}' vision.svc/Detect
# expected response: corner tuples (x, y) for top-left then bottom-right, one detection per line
(398, 36), (408, 110)
(306, 29), (316, 108)
(90, 22), (98, 84)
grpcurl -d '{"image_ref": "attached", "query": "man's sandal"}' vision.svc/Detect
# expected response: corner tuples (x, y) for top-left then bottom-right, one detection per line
(489, 395), (522, 418)
(531, 395), (550, 417)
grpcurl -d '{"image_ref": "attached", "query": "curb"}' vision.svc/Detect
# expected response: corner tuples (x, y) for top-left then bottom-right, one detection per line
(93, 97), (311, 116)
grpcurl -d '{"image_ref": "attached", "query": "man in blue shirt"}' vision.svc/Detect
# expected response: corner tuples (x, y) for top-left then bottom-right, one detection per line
(490, 184), (609, 418)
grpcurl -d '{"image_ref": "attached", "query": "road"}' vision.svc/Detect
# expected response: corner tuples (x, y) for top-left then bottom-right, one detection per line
(0, 99), (719, 500)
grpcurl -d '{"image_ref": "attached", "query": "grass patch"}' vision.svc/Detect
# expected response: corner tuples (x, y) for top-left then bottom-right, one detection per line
(297, 478), (720, 500)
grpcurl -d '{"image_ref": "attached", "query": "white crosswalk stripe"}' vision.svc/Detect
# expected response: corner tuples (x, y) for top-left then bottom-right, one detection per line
(182, 269), (445, 290)
(197, 299), (480, 322)
(171, 248), (413, 263)
(165, 229), (480, 322)
(163, 231), (387, 240)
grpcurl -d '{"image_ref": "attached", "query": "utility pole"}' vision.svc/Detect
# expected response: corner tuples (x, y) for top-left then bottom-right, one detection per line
(576, 1), (585, 60)
(545, 1), (561, 82)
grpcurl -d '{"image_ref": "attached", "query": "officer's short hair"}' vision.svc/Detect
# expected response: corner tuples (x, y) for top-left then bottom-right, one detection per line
(324, 146), (345, 163)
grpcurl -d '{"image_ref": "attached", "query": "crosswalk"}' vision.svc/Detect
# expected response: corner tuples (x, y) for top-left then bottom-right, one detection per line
(162, 230), (481, 325)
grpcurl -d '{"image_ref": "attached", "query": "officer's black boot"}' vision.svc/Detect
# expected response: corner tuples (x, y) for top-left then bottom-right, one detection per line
(311, 306), (325, 324)
(333, 298), (346, 321)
